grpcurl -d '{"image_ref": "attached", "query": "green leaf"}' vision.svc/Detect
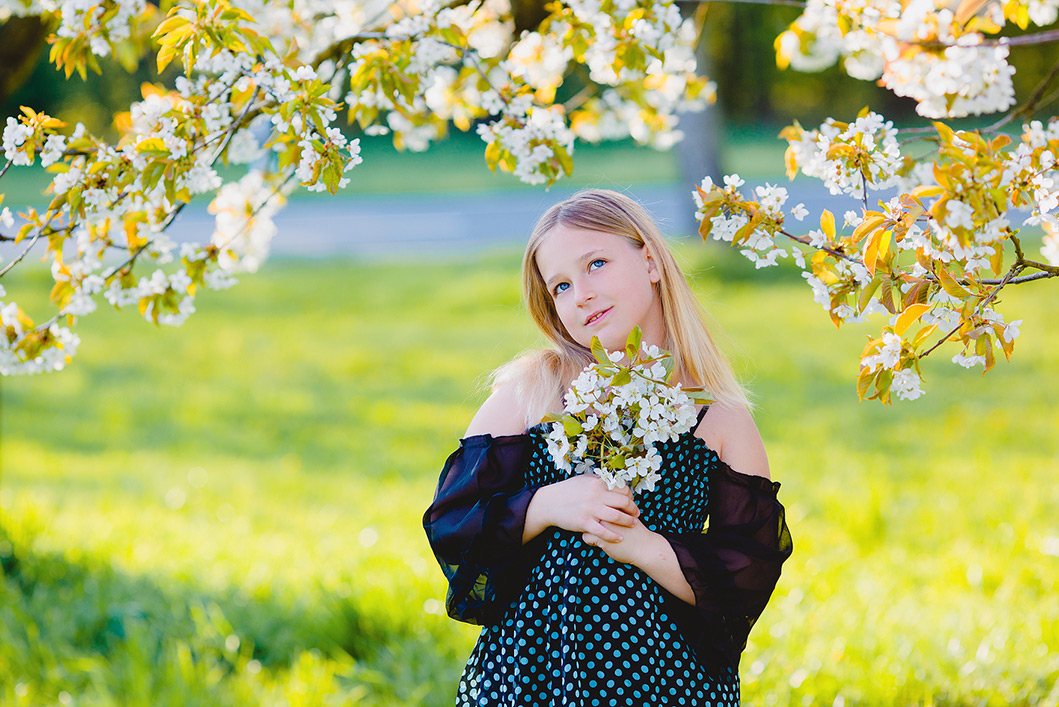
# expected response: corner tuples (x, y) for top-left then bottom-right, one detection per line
(683, 388), (715, 404)
(590, 336), (609, 366)
(554, 144), (574, 177)
(625, 326), (642, 360)
(612, 368), (632, 386)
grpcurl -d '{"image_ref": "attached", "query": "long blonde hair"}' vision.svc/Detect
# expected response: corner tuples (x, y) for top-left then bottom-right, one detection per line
(495, 188), (750, 426)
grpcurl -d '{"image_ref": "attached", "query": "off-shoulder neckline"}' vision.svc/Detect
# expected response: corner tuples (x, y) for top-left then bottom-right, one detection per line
(462, 406), (716, 457)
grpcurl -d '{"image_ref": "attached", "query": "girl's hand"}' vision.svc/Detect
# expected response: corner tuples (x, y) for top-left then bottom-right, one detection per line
(525, 475), (639, 543)
(582, 518), (657, 567)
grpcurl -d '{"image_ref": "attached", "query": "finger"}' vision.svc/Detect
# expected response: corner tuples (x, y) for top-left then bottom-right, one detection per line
(582, 532), (599, 547)
(591, 520), (623, 543)
(606, 492), (640, 517)
(601, 507), (636, 528)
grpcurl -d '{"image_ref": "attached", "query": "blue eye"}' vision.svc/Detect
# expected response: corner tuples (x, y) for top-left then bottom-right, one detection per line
(589, 258), (606, 270)
(553, 282), (569, 296)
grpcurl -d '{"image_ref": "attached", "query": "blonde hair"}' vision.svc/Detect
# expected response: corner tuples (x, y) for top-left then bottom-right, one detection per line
(495, 189), (751, 427)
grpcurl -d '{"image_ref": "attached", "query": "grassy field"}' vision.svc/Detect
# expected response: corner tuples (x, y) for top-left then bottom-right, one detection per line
(1, 244), (1057, 706)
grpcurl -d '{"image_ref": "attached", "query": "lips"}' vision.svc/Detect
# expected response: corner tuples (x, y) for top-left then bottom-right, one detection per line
(584, 307), (611, 326)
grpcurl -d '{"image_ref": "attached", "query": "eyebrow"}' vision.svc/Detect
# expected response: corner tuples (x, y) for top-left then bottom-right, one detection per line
(543, 249), (605, 289)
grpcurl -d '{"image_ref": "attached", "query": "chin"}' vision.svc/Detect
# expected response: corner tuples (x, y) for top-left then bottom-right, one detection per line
(577, 329), (624, 354)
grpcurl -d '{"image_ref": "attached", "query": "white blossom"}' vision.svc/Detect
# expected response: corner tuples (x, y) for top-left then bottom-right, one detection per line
(892, 368), (925, 401)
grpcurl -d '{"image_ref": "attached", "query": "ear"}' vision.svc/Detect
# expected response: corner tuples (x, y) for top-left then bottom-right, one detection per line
(642, 243), (661, 284)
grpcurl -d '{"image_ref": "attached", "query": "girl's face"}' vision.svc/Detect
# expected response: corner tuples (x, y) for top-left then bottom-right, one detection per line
(534, 225), (664, 353)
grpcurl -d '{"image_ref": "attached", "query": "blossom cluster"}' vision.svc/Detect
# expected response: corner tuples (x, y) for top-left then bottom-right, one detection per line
(337, 0), (710, 181)
(477, 99), (576, 185)
(547, 0), (712, 148)
(1, 0), (716, 375)
(545, 330), (704, 494)
(2, 0), (153, 73)
(780, 111), (905, 199)
(694, 114), (1054, 403)
(0, 280), (81, 375)
(773, 0), (1056, 117)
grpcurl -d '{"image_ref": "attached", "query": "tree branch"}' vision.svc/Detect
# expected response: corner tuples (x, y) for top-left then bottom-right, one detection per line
(983, 59), (1059, 133)
(897, 58), (1059, 139)
(691, 0), (807, 7)
(0, 214), (56, 278)
(918, 262), (1019, 359)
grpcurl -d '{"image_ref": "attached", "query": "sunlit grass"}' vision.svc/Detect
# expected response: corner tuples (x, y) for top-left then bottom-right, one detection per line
(1, 245), (1057, 706)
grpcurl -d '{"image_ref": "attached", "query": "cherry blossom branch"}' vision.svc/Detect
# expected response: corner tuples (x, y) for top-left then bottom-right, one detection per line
(917, 234), (1057, 359)
(919, 262), (1019, 359)
(310, 32), (388, 70)
(308, 0), (456, 70)
(899, 60), (1059, 140)
(982, 59), (1059, 133)
(104, 87), (263, 280)
(0, 213), (57, 278)
(158, 87), (262, 236)
(213, 170), (297, 254)
(775, 221), (1058, 287)
(777, 228), (858, 262)
(972, 29), (1059, 48)
(694, 0), (807, 7)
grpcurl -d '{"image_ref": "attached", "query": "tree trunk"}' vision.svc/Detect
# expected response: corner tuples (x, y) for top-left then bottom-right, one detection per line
(675, 2), (724, 237)
(0, 16), (50, 107)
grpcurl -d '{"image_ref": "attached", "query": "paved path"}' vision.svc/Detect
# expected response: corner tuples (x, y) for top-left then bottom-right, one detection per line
(0, 179), (865, 263)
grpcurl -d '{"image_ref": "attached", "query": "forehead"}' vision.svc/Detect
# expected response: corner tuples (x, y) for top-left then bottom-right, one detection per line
(534, 225), (633, 276)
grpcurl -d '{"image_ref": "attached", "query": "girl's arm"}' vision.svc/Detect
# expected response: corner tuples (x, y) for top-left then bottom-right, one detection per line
(582, 403), (771, 604)
(467, 382), (641, 545)
(584, 523), (697, 603)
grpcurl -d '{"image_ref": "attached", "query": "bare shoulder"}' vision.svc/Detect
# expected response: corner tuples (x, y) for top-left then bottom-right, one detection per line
(694, 402), (771, 480)
(464, 379), (529, 437)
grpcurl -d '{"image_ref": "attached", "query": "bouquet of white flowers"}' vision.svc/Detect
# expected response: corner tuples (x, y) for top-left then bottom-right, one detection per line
(543, 327), (712, 494)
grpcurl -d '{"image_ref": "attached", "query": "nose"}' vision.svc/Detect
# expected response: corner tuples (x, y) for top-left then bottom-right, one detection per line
(573, 280), (595, 307)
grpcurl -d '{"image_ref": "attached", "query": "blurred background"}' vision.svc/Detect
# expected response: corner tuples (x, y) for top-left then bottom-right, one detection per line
(1, 4), (1057, 706)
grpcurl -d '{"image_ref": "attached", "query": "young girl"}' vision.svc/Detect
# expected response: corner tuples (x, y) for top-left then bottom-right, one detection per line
(424, 189), (793, 706)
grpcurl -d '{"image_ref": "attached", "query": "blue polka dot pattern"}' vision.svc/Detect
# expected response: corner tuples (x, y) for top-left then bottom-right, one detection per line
(455, 421), (740, 706)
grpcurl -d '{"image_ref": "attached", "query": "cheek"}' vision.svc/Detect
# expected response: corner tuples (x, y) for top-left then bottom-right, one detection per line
(554, 299), (580, 332)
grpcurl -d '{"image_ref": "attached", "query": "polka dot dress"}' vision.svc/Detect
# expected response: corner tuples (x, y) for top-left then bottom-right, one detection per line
(455, 418), (740, 706)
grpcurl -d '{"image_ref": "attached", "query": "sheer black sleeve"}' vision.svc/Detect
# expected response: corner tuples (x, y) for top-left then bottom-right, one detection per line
(659, 457), (793, 668)
(423, 433), (539, 626)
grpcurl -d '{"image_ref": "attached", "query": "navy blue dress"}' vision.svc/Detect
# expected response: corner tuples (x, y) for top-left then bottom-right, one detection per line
(424, 408), (792, 707)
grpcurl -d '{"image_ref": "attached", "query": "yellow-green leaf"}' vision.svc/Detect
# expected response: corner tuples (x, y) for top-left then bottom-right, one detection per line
(820, 209), (836, 240)
(894, 303), (930, 337)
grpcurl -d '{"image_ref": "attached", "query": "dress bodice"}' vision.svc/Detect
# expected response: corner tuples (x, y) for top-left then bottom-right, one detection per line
(424, 406), (792, 707)
(523, 422), (714, 535)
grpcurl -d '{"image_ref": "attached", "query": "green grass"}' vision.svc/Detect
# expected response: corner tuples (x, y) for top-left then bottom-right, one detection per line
(1, 245), (1057, 706)
(0, 128), (788, 210)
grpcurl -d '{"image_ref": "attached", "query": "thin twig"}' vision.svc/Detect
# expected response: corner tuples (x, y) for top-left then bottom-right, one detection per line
(982, 59), (1059, 133)
(0, 214), (57, 278)
(919, 259), (1021, 359)
(103, 86), (264, 280)
(897, 60), (1059, 140)
(777, 228), (858, 262)
(212, 170), (297, 254)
